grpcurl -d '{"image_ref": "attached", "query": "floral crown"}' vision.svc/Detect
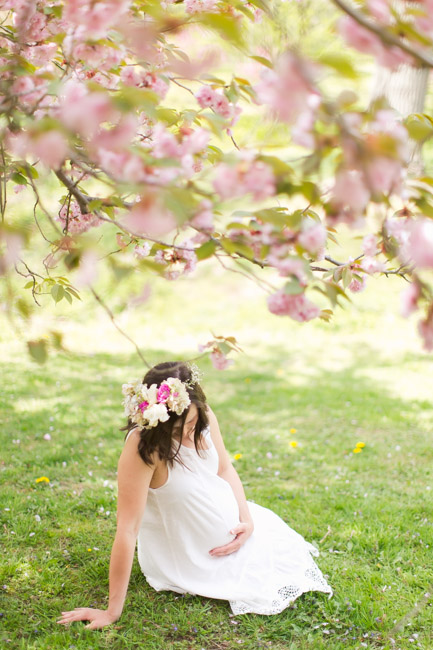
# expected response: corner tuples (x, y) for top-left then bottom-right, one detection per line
(121, 363), (203, 430)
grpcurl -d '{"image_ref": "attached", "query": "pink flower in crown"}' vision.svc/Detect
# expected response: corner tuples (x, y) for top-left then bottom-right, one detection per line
(157, 382), (171, 403)
(138, 400), (149, 412)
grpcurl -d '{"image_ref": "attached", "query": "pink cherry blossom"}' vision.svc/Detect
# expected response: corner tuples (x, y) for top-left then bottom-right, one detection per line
(348, 275), (367, 292)
(124, 193), (177, 238)
(364, 156), (404, 196)
(298, 223), (327, 256)
(195, 85), (216, 108)
(141, 71), (169, 99)
(415, 0), (433, 37)
(331, 168), (370, 215)
(96, 149), (147, 183)
(184, 0), (218, 13)
(407, 218), (433, 269)
(267, 289), (321, 321)
(210, 348), (234, 370)
(194, 85), (239, 121)
(181, 128), (210, 155)
(74, 249), (99, 287)
(339, 15), (414, 70)
(254, 51), (317, 124)
(362, 233), (379, 256)
(190, 200), (214, 233)
(267, 256), (309, 285)
(367, 0), (391, 22)
(91, 114), (139, 153)
(213, 160), (275, 201)
(134, 242), (151, 259)
(58, 80), (116, 138)
(57, 200), (102, 235)
(417, 305), (433, 351)
(0, 231), (23, 272)
(400, 281), (421, 317)
(31, 130), (69, 170)
(360, 256), (387, 273)
(63, 0), (131, 39)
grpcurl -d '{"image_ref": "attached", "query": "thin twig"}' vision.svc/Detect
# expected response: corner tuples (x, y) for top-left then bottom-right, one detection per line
(89, 287), (151, 368)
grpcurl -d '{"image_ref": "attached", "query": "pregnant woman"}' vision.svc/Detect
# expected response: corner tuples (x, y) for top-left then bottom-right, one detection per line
(57, 361), (333, 630)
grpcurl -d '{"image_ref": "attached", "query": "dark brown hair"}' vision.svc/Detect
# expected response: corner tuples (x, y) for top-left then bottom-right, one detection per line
(120, 361), (209, 467)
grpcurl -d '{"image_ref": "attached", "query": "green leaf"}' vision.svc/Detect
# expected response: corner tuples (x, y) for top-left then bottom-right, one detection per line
(64, 286), (81, 300)
(318, 52), (359, 79)
(51, 284), (65, 303)
(23, 281), (34, 289)
(49, 330), (64, 349)
(11, 172), (28, 186)
(200, 14), (244, 47)
(87, 199), (102, 212)
(283, 279), (304, 295)
(249, 55), (273, 69)
(162, 187), (198, 224)
(405, 115), (433, 141)
(101, 205), (115, 219)
(195, 239), (217, 261)
(27, 339), (48, 364)
(342, 267), (352, 289)
(254, 208), (290, 228)
(217, 342), (232, 356)
(63, 291), (73, 304)
(156, 108), (180, 126)
(113, 86), (159, 116)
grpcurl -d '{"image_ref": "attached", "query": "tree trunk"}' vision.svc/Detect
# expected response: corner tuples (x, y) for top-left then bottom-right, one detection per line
(368, 1), (430, 176)
(369, 64), (429, 176)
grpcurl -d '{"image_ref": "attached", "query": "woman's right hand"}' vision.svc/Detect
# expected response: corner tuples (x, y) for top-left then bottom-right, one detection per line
(56, 607), (119, 630)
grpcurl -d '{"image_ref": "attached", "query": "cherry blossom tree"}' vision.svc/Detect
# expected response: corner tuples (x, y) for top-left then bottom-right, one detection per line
(1, 0), (433, 367)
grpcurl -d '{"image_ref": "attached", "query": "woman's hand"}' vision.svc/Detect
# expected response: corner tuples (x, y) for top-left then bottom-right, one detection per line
(56, 607), (119, 630)
(209, 520), (254, 557)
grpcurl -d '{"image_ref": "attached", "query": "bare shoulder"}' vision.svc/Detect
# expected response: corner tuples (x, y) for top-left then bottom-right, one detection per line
(118, 427), (158, 474)
(206, 403), (217, 420)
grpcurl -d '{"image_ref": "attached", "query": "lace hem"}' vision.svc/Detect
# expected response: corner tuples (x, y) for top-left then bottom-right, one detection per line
(229, 564), (333, 616)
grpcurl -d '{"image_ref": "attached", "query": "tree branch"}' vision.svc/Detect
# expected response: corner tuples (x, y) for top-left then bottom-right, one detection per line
(330, 0), (433, 68)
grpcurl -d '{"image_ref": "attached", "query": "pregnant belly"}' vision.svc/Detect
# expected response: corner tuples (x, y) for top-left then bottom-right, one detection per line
(184, 478), (241, 552)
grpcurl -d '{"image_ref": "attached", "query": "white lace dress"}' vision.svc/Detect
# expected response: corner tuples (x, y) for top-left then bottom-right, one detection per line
(130, 424), (333, 615)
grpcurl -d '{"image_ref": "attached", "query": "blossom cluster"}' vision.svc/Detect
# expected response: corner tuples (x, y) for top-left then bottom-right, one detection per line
(154, 240), (198, 280)
(57, 200), (102, 235)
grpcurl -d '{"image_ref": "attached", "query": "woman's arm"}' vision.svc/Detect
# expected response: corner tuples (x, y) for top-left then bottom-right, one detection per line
(206, 405), (254, 557)
(57, 429), (155, 629)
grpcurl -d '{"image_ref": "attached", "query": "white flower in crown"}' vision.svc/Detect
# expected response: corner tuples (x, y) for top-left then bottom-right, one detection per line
(144, 403), (170, 427)
(164, 377), (191, 415)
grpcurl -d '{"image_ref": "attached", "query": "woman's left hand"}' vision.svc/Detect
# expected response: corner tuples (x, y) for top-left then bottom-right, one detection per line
(209, 521), (254, 557)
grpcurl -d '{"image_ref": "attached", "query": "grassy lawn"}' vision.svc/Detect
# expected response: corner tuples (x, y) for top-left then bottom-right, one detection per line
(1, 238), (433, 650)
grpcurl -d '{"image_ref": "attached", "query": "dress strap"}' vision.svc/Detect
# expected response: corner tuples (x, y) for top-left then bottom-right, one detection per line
(125, 427), (140, 443)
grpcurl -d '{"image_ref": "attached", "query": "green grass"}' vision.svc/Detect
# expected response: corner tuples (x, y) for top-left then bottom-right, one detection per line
(1, 240), (433, 650)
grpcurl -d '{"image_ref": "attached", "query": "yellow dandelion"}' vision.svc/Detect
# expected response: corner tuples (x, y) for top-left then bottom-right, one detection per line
(244, 377), (251, 383)
(35, 476), (50, 483)
(234, 453), (242, 461)
(290, 441), (297, 448)
(87, 548), (92, 552)
(290, 428), (297, 434)
(356, 442), (365, 448)
(353, 448), (362, 453)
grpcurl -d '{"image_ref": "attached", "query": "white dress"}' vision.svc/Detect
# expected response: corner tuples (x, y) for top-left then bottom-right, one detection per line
(128, 424), (333, 615)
